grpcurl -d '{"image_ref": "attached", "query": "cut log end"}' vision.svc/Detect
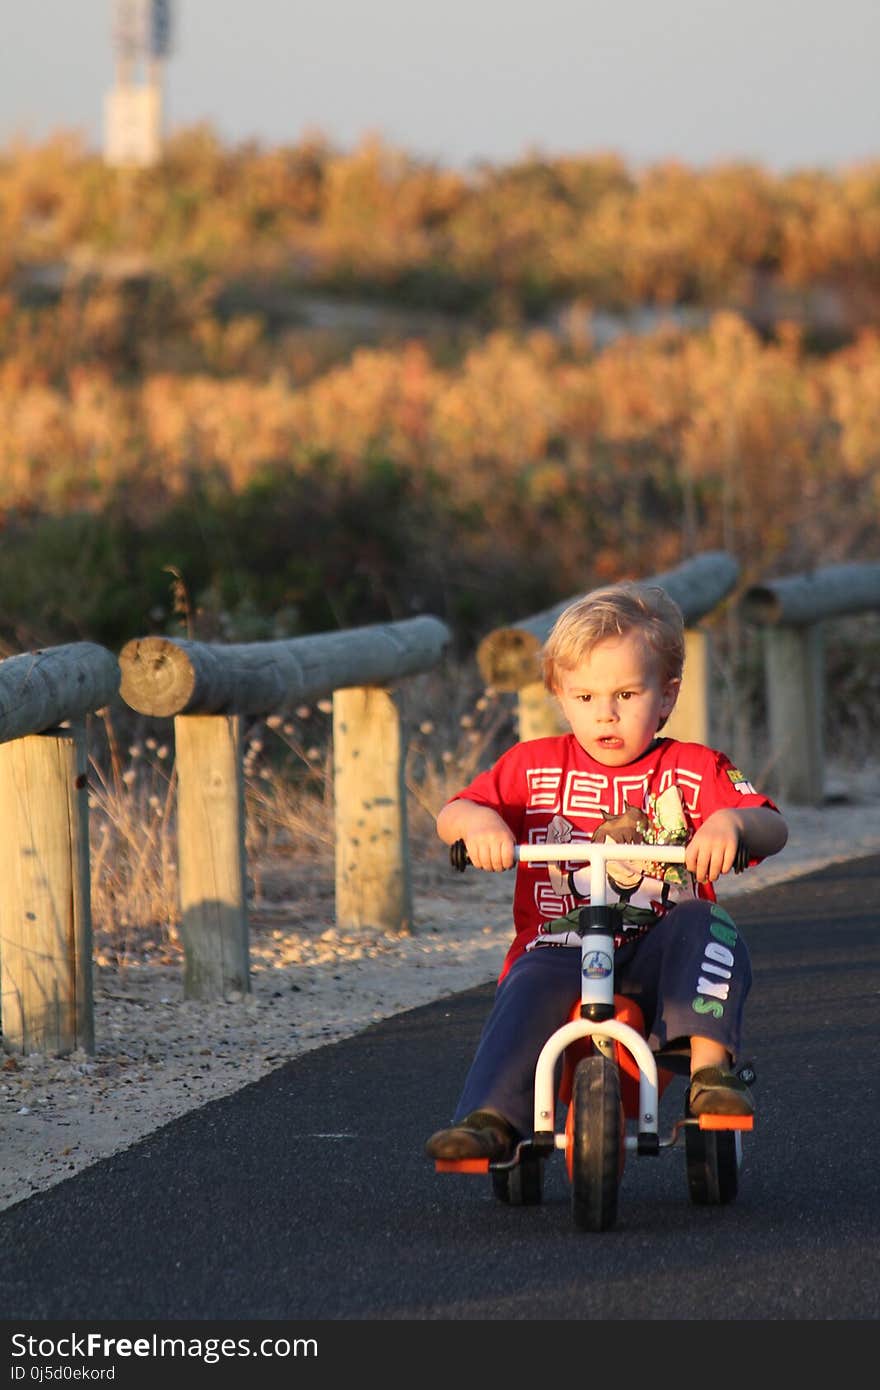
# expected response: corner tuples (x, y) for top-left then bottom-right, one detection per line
(118, 637), (196, 717)
(476, 628), (543, 691)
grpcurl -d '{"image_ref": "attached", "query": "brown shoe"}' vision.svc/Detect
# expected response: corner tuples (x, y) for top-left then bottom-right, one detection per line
(688, 1066), (755, 1117)
(425, 1110), (517, 1162)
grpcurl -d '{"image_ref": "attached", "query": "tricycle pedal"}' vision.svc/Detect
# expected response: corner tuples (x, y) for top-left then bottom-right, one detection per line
(696, 1114), (754, 1131)
(434, 1158), (490, 1173)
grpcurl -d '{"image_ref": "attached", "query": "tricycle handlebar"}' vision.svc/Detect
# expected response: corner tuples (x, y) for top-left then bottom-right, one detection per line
(513, 842), (688, 865)
(449, 837), (689, 906)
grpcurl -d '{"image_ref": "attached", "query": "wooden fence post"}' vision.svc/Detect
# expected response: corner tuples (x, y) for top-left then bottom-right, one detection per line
(0, 642), (117, 1057)
(664, 627), (711, 745)
(761, 625), (825, 805)
(173, 714), (249, 999)
(516, 680), (566, 741)
(333, 686), (413, 934)
(740, 563), (880, 805)
(0, 723), (94, 1055)
(118, 619), (451, 973)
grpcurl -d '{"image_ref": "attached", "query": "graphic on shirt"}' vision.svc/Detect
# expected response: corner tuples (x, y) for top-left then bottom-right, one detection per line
(535, 880), (575, 921)
(452, 734), (777, 981)
(532, 785), (697, 949)
(726, 767), (758, 794)
(639, 785), (692, 886)
(572, 784), (693, 898)
(591, 805), (651, 889)
(524, 767), (564, 810)
(657, 767), (702, 810)
(563, 770), (622, 817)
(543, 813), (575, 897)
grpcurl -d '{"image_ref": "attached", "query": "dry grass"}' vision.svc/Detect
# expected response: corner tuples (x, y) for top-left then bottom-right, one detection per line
(86, 665), (516, 956)
(87, 712), (179, 965)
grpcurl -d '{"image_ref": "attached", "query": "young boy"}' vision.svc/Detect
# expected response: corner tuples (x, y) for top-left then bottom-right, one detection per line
(426, 582), (788, 1163)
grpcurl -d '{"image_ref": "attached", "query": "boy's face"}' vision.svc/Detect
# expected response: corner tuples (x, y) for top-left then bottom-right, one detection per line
(553, 631), (679, 767)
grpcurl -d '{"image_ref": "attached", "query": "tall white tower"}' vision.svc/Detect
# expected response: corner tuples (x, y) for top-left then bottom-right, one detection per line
(104, 1), (173, 167)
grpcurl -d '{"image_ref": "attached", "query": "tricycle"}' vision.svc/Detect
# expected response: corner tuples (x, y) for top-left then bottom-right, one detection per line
(436, 838), (755, 1232)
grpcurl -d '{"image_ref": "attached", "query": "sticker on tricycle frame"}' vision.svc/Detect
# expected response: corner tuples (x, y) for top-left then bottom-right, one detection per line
(583, 950), (613, 979)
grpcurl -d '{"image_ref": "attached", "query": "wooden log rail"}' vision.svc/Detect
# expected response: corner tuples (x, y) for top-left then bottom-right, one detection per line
(475, 551), (740, 743)
(118, 617), (451, 1002)
(0, 643), (121, 1056)
(740, 563), (880, 805)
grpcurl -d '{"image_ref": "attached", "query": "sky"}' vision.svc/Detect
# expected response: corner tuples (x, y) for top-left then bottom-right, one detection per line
(3, 0), (880, 172)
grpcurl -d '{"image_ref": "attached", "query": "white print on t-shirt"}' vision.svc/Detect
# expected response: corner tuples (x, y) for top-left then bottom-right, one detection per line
(524, 767), (565, 810)
(561, 771), (613, 816)
(520, 779), (700, 930)
(524, 765), (705, 822)
(535, 881), (576, 920)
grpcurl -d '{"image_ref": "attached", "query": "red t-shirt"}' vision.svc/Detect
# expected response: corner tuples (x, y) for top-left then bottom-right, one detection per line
(449, 735), (778, 980)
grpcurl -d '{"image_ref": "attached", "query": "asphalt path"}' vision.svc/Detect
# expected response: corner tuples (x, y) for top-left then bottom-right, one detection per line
(1, 855), (878, 1337)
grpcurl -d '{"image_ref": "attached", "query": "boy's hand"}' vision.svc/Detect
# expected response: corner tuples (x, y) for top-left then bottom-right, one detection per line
(685, 809), (742, 884)
(463, 825), (516, 873)
(437, 801), (516, 873)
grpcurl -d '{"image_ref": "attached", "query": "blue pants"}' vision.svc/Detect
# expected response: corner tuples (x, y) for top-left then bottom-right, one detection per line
(452, 899), (752, 1137)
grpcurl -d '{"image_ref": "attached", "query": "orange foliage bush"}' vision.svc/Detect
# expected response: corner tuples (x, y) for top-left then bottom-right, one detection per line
(1, 314), (877, 593)
(2, 130), (879, 662)
(5, 129), (880, 318)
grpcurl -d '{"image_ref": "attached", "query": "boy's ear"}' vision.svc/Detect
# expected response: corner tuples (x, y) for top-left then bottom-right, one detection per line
(660, 677), (681, 718)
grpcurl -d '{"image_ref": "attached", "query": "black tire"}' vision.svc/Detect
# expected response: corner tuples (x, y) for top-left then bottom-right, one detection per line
(491, 1150), (544, 1206)
(570, 1055), (623, 1232)
(684, 1123), (741, 1205)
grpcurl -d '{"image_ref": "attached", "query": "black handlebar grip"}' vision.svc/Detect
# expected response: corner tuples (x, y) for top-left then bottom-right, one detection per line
(449, 839), (471, 872)
(733, 839), (749, 874)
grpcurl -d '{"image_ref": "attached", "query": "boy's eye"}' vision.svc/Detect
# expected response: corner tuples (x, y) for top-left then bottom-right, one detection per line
(618, 691), (634, 700)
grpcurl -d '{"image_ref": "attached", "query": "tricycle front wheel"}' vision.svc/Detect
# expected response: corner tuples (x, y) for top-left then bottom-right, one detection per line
(568, 1054), (625, 1232)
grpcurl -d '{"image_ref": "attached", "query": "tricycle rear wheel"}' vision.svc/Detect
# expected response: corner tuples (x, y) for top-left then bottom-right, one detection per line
(684, 1124), (741, 1205)
(491, 1150), (544, 1205)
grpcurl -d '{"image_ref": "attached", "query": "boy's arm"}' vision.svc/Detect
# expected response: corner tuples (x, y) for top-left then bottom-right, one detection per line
(686, 806), (788, 885)
(435, 797), (516, 872)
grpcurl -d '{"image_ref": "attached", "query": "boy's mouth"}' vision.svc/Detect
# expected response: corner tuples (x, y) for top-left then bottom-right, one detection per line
(597, 736), (624, 748)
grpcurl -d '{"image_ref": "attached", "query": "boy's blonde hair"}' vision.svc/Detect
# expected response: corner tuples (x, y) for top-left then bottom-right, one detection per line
(541, 582), (685, 692)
